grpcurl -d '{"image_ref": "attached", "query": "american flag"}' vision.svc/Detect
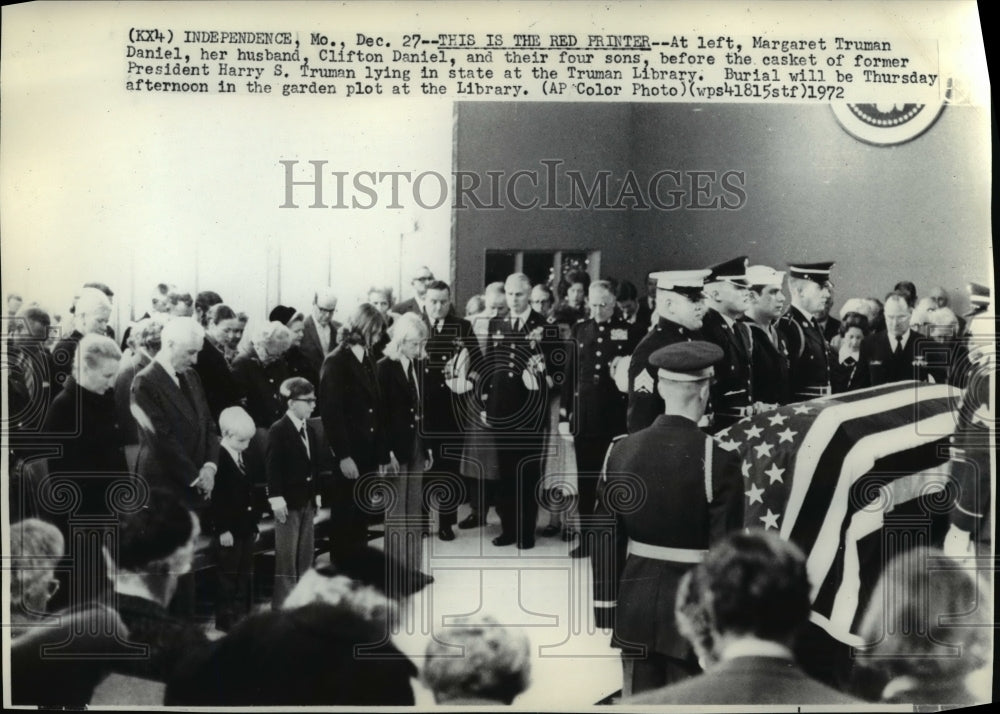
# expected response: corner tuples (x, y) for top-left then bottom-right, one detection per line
(715, 381), (961, 645)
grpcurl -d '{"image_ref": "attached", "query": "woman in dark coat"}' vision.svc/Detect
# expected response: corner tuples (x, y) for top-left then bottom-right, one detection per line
(270, 305), (318, 388)
(40, 333), (128, 609)
(319, 303), (390, 557)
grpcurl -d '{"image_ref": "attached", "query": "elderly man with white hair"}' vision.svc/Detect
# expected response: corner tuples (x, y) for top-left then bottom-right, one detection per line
(51, 286), (112, 396)
(232, 321), (293, 429)
(131, 316), (219, 506)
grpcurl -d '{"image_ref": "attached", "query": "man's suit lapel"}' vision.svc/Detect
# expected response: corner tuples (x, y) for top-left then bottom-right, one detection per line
(152, 362), (198, 425)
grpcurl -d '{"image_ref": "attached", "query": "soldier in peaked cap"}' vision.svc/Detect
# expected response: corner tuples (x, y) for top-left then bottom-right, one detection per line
(626, 269), (710, 433)
(777, 262), (834, 401)
(743, 265), (791, 407)
(593, 341), (744, 697)
(701, 257), (755, 432)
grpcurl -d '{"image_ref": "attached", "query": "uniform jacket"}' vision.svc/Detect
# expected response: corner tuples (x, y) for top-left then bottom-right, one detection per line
(319, 343), (387, 474)
(628, 656), (860, 705)
(210, 446), (263, 537)
(701, 309), (754, 421)
(561, 316), (631, 436)
(592, 414), (743, 657)
(131, 361), (219, 504)
(265, 413), (323, 510)
(421, 314), (480, 439)
(777, 305), (830, 401)
(627, 317), (703, 433)
(231, 352), (290, 429)
(745, 318), (791, 405)
(482, 310), (555, 435)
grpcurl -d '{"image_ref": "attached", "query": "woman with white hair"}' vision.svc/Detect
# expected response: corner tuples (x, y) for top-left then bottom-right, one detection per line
(376, 313), (434, 583)
(231, 320), (293, 429)
(421, 614), (532, 705)
(9, 518), (65, 639)
(51, 286), (113, 396)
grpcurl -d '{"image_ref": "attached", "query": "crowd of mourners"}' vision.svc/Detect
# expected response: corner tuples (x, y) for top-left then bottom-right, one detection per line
(5, 259), (993, 707)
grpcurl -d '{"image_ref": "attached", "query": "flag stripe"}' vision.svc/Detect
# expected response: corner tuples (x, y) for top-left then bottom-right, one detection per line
(781, 383), (955, 537)
(811, 438), (951, 617)
(788, 396), (956, 554)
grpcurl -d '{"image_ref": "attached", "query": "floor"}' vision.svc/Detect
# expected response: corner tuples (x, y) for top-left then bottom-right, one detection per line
(204, 506), (623, 708)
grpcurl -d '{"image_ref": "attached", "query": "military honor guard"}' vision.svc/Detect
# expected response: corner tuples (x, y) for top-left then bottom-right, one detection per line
(700, 257), (755, 431)
(482, 273), (557, 549)
(744, 265), (791, 407)
(592, 341), (744, 697)
(777, 262), (835, 401)
(627, 269), (711, 433)
(420, 280), (481, 540)
(559, 280), (632, 556)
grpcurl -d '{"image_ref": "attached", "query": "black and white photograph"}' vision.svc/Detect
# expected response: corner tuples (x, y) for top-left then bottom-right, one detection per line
(2, 1), (993, 709)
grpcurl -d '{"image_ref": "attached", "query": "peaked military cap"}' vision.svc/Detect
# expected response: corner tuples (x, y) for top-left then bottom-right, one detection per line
(787, 261), (835, 284)
(649, 340), (724, 382)
(649, 269), (711, 299)
(705, 256), (749, 287)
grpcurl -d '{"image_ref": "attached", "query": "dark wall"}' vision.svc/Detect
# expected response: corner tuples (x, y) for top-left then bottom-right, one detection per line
(453, 102), (989, 315)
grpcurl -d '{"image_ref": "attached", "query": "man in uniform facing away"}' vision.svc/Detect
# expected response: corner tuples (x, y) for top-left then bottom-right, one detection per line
(593, 341), (744, 697)
(627, 270), (710, 433)
(777, 262), (834, 401)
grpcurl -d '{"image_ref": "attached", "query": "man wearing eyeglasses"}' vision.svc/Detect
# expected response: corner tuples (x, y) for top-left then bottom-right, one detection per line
(300, 288), (341, 377)
(394, 265), (436, 317)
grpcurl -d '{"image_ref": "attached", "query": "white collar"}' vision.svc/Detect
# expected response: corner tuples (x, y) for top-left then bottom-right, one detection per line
(399, 355), (412, 373)
(350, 343), (366, 362)
(888, 330), (912, 349)
(880, 675), (921, 701)
(720, 637), (794, 662)
(155, 353), (179, 383)
(510, 307), (532, 323)
(286, 411), (307, 433)
(222, 443), (245, 465)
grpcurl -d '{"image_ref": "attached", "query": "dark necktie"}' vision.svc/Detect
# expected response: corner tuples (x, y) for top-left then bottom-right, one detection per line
(894, 336), (903, 355)
(299, 424), (310, 457)
(434, 320), (442, 335)
(178, 372), (195, 408)
(236, 453), (246, 473)
(511, 317), (520, 333)
(407, 360), (419, 404)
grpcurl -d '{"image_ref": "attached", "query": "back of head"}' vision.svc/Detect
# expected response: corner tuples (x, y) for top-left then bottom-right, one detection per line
(114, 489), (195, 573)
(422, 614), (531, 704)
(858, 547), (991, 681)
(10, 519), (64, 615)
(165, 603), (416, 706)
(701, 530), (811, 644)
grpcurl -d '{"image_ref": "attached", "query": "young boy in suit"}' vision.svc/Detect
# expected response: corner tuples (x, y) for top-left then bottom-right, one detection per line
(209, 406), (262, 632)
(266, 377), (322, 609)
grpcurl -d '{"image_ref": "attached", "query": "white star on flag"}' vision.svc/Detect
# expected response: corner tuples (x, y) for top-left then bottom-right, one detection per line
(745, 482), (764, 505)
(744, 425), (763, 440)
(741, 460), (752, 478)
(777, 428), (798, 444)
(760, 509), (781, 530)
(767, 412), (788, 426)
(765, 464), (785, 484)
(717, 438), (740, 452)
(753, 441), (773, 459)
(792, 404), (813, 414)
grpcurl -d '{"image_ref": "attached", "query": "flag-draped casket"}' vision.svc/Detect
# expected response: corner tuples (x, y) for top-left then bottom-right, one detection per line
(714, 381), (962, 646)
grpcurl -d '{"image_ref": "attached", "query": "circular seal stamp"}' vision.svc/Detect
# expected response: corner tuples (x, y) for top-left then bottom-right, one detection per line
(831, 87), (948, 146)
